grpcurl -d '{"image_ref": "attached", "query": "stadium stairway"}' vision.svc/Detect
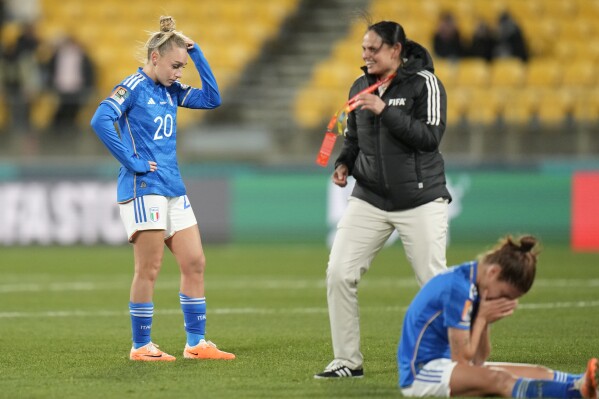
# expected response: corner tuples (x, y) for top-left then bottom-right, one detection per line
(201, 0), (370, 160)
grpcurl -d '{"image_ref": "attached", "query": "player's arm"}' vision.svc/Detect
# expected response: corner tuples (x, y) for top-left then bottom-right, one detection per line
(448, 316), (488, 365)
(380, 72), (447, 151)
(449, 294), (517, 365)
(472, 324), (491, 365)
(177, 43), (221, 109)
(90, 103), (155, 173)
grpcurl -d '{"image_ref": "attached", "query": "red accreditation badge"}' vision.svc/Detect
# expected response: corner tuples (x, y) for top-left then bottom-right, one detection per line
(315, 132), (337, 167)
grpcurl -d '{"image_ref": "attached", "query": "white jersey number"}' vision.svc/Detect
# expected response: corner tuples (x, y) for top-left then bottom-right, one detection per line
(153, 114), (174, 140)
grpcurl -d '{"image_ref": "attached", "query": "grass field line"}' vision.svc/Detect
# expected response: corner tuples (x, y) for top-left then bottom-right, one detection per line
(1, 278), (599, 294)
(1, 300), (599, 319)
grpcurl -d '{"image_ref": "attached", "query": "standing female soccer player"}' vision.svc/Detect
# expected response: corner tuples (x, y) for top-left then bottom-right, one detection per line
(315, 20), (451, 378)
(398, 235), (598, 398)
(90, 16), (234, 361)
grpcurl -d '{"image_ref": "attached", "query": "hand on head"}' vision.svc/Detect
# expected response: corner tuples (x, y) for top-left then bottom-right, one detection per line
(180, 34), (195, 50)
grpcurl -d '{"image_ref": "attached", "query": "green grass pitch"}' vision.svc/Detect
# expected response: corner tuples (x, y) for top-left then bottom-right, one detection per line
(1, 243), (598, 398)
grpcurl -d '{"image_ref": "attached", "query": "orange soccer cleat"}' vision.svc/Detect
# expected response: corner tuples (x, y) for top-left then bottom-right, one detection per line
(581, 358), (598, 399)
(129, 342), (176, 362)
(183, 339), (235, 360)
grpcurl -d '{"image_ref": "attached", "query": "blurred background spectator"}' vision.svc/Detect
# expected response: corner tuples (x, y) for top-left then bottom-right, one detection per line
(494, 10), (529, 62)
(467, 19), (496, 62)
(46, 35), (95, 135)
(1, 21), (43, 137)
(433, 11), (464, 60)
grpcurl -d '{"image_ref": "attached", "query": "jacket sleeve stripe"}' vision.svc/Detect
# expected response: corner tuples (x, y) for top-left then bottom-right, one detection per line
(417, 71), (441, 126)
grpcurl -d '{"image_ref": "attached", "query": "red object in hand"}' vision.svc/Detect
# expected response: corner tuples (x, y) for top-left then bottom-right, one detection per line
(315, 132), (338, 167)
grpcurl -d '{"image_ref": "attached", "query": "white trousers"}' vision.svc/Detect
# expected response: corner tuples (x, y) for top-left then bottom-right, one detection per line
(326, 196), (448, 370)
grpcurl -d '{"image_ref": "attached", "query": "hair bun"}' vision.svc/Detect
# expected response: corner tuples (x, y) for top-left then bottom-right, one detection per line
(159, 16), (176, 32)
(518, 235), (537, 253)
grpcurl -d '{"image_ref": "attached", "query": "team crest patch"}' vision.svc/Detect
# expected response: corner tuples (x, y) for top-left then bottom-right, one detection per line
(110, 86), (130, 105)
(149, 207), (160, 222)
(179, 83), (190, 90)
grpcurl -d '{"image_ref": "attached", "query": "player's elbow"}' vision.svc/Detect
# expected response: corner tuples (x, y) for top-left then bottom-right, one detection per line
(211, 93), (222, 108)
(451, 347), (477, 365)
(90, 111), (101, 132)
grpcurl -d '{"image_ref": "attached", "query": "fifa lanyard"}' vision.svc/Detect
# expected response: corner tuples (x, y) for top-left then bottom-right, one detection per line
(316, 72), (397, 167)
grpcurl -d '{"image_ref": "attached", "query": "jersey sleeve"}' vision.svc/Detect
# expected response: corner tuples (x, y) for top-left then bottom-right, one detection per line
(174, 43), (221, 109)
(101, 76), (140, 117)
(90, 102), (150, 174)
(443, 271), (475, 330)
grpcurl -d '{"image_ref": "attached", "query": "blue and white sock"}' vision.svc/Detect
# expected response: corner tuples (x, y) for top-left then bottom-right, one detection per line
(554, 371), (584, 384)
(129, 302), (153, 349)
(512, 378), (582, 399)
(179, 293), (206, 347)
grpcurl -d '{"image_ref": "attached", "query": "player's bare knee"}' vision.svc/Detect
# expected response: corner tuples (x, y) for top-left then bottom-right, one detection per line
(182, 253), (206, 276)
(487, 369), (516, 396)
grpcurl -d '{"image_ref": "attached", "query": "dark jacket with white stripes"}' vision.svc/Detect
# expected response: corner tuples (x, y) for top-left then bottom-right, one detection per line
(335, 40), (452, 211)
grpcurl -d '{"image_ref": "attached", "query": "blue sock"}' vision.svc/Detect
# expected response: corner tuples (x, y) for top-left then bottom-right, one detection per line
(129, 302), (153, 349)
(179, 293), (206, 346)
(512, 378), (582, 399)
(553, 371), (584, 384)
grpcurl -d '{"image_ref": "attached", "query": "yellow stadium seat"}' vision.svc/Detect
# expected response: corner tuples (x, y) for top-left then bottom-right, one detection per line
(505, 0), (544, 23)
(472, 0), (506, 23)
(447, 88), (471, 123)
(525, 58), (561, 88)
(572, 89), (599, 123)
(543, 0), (579, 17)
(576, 0), (599, 18)
(455, 59), (490, 89)
(502, 87), (541, 125)
(31, 93), (58, 130)
(294, 88), (342, 129)
(524, 19), (559, 56)
(536, 89), (573, 126)
(0, 95), (7, 130)
(562, 61), (596, 88)
(490, 58), (526, 88)
(464, 88), (502, 125)
(434, 60), (459, 90)
(558, 19), (594, 42)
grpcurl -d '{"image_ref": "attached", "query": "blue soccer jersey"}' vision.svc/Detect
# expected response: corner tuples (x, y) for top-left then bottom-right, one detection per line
(398, 261), (479, 388)
(91, 44), (220, 203)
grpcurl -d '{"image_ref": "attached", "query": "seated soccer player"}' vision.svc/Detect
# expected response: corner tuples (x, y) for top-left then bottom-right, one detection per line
(397, 235), (598, 398)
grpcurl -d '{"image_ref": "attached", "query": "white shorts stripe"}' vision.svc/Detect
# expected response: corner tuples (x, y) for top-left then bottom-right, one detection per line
(402, 358), (456, 398)
(120, 195), (197, 242)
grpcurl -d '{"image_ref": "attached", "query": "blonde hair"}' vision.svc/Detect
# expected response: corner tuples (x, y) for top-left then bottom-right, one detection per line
(145, 16), (187, 60)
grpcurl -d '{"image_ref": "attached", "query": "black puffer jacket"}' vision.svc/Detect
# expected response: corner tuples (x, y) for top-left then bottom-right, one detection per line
(335, 40), (452, 211)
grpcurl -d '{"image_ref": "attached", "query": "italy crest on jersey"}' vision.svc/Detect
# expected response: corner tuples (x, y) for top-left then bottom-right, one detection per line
(149, 207), (160, 222)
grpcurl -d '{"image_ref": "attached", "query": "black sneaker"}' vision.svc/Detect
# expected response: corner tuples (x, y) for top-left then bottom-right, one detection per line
(314, 365), (364, 379)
